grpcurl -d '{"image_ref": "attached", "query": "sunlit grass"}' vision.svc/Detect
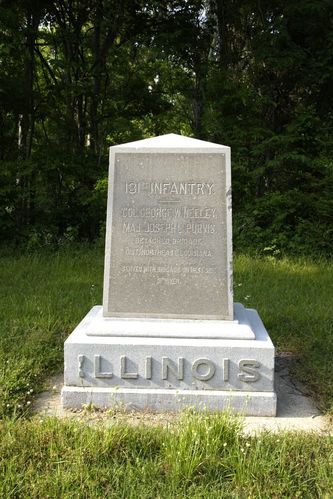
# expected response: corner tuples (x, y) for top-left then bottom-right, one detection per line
(0, 247), (333, 497)
(0, 245), (103, 417)
(0, 411), (332, 498)
(234, 254), (333, 411)
(0, 247), (332, 415)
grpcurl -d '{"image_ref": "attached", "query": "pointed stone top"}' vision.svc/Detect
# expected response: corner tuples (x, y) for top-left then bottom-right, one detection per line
(111, 133), (228, 150)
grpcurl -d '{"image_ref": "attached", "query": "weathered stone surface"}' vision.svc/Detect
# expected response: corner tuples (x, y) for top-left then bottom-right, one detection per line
(103, 134), (233, 320)
(62, 387), (277, 416)
(39, 354), (329, 432)
(62, 305), (276, 414)
(62, 133), (276, 415)
(85, 303), (255, 340)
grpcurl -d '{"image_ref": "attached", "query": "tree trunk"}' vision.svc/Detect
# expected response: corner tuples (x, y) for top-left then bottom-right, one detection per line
(17, 8), (40, 230)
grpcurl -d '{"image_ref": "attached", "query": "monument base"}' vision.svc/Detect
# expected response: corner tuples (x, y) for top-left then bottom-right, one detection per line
(62, 387), (276, 415)
(62, 305), (276, 416)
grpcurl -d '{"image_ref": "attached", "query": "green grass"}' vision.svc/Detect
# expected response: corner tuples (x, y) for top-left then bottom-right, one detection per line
(0, 245), (103, 416)
(234, 255), (333, 411)
(0, 247), (333, 497)
(1, 411), (332, 498)
(0, 247), (332, 415)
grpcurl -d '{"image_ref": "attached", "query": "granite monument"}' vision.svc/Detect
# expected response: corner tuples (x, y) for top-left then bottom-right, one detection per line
(62, 134), (276, 415)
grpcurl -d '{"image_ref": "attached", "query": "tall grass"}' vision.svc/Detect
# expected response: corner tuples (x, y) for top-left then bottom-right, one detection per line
(0, 411), (332, 498)
(234, 254), (333, 411)
(0, 246), (103, 416)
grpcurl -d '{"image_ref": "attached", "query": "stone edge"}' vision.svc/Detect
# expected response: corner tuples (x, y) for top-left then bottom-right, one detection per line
(61, 386), (277, 416)
(83, 303), (255, 340)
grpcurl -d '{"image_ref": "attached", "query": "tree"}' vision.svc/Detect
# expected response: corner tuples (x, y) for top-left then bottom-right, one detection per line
(0, 0), (332, 253)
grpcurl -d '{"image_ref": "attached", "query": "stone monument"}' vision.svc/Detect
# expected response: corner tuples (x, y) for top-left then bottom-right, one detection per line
(62, 133), (276, 415)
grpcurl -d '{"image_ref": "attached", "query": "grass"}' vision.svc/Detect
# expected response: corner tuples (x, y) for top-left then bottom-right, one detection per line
(0, 246), (333, 497)
(1, 411), (332, 498)
(234, 254), (333, 411)
(1, 246), (332, 415)
(0, 245), (104, 416)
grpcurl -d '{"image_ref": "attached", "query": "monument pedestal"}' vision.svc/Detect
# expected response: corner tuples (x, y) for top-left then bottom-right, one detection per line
(62, 133), (277, 416)
(62, 304), (276, 416)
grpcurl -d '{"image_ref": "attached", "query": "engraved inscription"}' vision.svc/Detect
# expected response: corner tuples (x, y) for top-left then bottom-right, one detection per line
(94, 355), (113, 378)
(238, 360), (261, 382)
(191, 358), (216, 381)
(78, 355), (85, 378)
(120, 355), (138, 379)
(78, 355), (261, 385)
(145, 356), (152, 380)
(222, 358), (230, 382)
(106, 152), (230, 318)
(162, 357), (184, 380)
(125, 181), (215, 196)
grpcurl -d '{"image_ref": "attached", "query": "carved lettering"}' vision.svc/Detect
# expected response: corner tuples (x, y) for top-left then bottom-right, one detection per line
(223, 358), (230, 382)
(106, 152), (230, 319)
(78, 355), (85, 378)
(143, 222), (179, 233)
(120, 355), (138, 379)
(125, 181), (215, 196)
(124, 247), (212, 257)
(238, 359), (260, 382)
(184, 223), (215, 234)
(162, 357), (184, 380)
(145, 356), (152, 379)
(94, 355), (113, 378)
(191, 358), (216, 381)
(122, 222), (141, 233)
(157, 277), (180, 285)
(84, 354), (263, 386)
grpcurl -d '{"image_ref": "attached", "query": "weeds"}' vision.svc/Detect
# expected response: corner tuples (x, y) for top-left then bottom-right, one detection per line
(0, 413), (332, 497)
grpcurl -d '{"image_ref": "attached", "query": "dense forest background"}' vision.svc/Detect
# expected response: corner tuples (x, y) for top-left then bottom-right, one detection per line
(1, 0), (333, 255)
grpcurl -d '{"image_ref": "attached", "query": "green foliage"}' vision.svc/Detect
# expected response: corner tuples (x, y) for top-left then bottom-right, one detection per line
(233, 149), (333, 256)
(0, 246), (103, 417)
(0, 247), (332, 495)
(234, 254), (333, 411)
(0, 0), (333, 253)
(0, 414), (332, 497)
